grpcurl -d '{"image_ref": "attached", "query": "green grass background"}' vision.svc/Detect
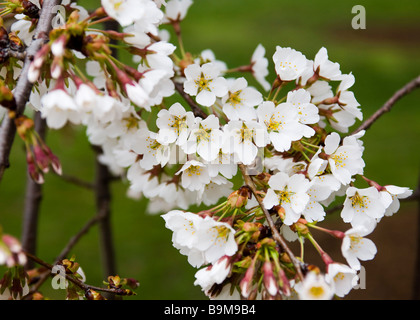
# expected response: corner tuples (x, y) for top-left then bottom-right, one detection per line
(0, 0), (419, 299)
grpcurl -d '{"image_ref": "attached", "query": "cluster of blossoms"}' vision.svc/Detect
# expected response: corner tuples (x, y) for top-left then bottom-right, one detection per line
(0, 0), (412, 300)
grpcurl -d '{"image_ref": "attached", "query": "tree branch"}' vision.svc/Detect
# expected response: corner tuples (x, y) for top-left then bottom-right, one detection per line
(56, 173), (95, 189)
(21, 113), (47, 270)
(238, 164), (304, 281)
(24, 251), (132, 298)
(23, 207), (108, 299)
(352, 75), (420, 135)
(0, 0), (60, 183)
(174, 81), (208, 119)
(94, 147), (117, 282)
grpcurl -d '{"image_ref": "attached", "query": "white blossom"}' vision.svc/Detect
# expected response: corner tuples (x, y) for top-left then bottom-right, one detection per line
(183, 63), (228, 107)
(273, 46), (308, 81)
(263, 172), (310, 225)
(221, 77), (262, 122)
(257, 101), (302, 152)
(251, 44), (271, 91)
(295, 272), (334, 300)
(326, 263), (357, 298)
(342, 226), (377, 270)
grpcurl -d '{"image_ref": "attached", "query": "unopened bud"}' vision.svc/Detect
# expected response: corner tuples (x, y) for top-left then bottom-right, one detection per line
(85, 289), (105, 300)
(279, 252), (291, 264)
(33, 145), (50, 173)
(107, 275), (122, 289)
(277, 266), (291, 297)
(239, 262), (256, 298)
(263, 261), (279, 297)
(125, 278), (140, 290)
(291, 222), (309, 235)
(22, 0), (40, 19)
(51, 34), (67, 57)
(227, 186), (250, 209)
(27, 152), (44, 184)
(274, 206), (286, 220)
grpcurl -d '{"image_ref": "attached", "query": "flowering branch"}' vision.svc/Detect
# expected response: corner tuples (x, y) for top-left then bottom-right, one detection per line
(0, 0), (60, 182)
(352, 75), (420, 134)
(23, 251), (133, 299)
(23, 205), (110, 300)
(238, 164), (304, 281)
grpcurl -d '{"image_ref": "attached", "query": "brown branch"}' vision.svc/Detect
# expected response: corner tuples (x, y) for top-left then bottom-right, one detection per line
(23, 251), (132, 298)
(94, 148), (117, 281)
(238, 164), (304, 281)
(23, 207), (108, 299)
(57, 173), (95, 189)
(0, 0), (60, 183)
(21, 113), (47, 270)
(352, 75), (420, 135)
(174, 81), (208, 119)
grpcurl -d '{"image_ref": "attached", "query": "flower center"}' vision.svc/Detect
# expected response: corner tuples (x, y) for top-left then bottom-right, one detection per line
(349, 192), (370, 212)
(195, 73), (213, 93)
(124, 116), (139, 130)
(195, 124), (211, 144)
(211, 225), (230, 245)
(146, 137), (161, 151)
(113, 0), (123, 10)
(186, 165), (203, 177)
(349, 235), (364, 251)
(309, 286), (325, 298)
(265, 117), (283, 133)
(239, 123), (253, 142)
(277, 61), (298, 72)
(330, 151), (348, 168)
(334, 273), (345, 282)
(275, 187), (295, 203)
(227, 90), (242, 107)
(170, 115), (188, 133)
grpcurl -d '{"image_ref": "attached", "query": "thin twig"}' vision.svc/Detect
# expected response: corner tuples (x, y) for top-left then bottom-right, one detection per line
(238, 164), (304, 281)
(174, 81), (208, 119)
(352, 75), (420, 135)
(24, 251), (132, 298)
(57, 173), (95, 189)
(0, 0), (60, 183)
(23, 210), (107, 299)
(57, 212), (106, 262)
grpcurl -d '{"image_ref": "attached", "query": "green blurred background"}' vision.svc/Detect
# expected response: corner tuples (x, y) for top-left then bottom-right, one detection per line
(1, 0), (420, 300)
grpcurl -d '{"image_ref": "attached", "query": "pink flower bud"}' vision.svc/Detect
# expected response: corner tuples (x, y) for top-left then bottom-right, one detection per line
(51, 34), (67, 57)
(263, 261), (279, 297)
(33, 145), (50, 173)
(239, 261), (256, 298)
(27, 152), (44, 184)
(277, 266), (291, 297)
